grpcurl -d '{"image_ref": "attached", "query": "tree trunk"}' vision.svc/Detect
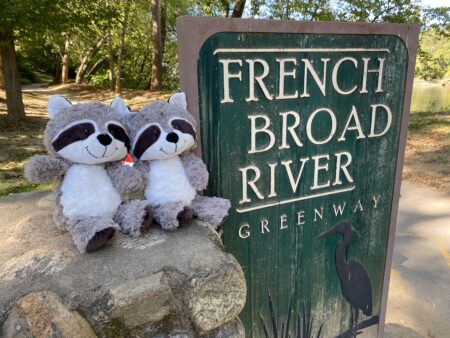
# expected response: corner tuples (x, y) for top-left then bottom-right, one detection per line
(149, 0), (162, 92)
(52, 59), (62, 85)
(231, 0), (246, 18)
(0, 31), (25, 121)
(161, 1), (167, 57)
(61, 36), (70, 84)
(137, 51), (150, 86)
(86, 57), (106, 82)
(0, 54), (4, 90)
(75, 37), (105, 84)
(107, 30), (115, 91)
(115, 0), (130, 94)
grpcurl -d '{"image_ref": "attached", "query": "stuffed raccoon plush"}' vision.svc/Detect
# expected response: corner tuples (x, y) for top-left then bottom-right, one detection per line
(24, 96), (152, 253)
(113, 93), (231, 231)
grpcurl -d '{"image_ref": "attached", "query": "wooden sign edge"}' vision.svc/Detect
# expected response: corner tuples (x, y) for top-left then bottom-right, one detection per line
(176, 17), (420, 338)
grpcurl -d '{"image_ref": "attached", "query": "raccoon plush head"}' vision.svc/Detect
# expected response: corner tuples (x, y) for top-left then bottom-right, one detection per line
(113, 93), (197, 161)
(44, 96), (130, 164)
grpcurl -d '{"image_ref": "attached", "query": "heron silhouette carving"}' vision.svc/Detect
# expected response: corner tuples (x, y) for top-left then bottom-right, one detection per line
(316, 221), (372, 337)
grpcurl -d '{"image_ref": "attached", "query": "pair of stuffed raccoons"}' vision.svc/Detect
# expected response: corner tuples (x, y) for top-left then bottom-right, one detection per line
(24, 93), (230, 253)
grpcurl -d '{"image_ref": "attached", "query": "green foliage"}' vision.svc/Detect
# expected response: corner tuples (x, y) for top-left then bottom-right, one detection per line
(90, 72), (110, 88)
(252, 0), (334, 21)
(4, 0), (450, 90)
(335, 0), (421, 23)
(416, 27), (450, 81)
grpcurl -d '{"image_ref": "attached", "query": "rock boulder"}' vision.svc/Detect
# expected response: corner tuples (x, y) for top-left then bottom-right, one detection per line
(0, 191), (246, 337)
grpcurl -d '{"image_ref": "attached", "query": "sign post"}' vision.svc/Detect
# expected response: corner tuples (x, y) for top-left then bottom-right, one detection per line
(177, 17), (419, 338)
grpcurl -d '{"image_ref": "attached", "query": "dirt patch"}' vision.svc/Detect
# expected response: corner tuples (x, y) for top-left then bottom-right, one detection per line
(403, 111), (450, 191)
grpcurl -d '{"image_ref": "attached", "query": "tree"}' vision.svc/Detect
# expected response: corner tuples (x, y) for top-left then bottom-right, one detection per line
(114, 0), (130, 93)
(232, 0), (246, 17)
(150, 0), (163, 92)
(0, 54), (4, 89)
(250, 0), (334, 20)
(0, 29), (25, 120)
(61, 35), (70, 84)
(336, 0), (421, 23)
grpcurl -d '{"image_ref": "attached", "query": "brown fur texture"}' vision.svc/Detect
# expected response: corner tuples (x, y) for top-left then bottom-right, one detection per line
(114, 200), (152, 237)
(153, 200), (186, 230)
(132, 161), (150, 183)
(180, 153), (209, 190)
(192, 196), (231, 228)
(106, 163), (146, 195)
(68, 217), (119, 252)
(24, 155), (69, 184)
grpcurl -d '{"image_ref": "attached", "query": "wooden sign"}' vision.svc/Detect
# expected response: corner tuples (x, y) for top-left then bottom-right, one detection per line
(177, 17), (419, 338)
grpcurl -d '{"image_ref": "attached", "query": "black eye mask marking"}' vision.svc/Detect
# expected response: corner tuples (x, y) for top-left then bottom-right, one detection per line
(108, 124), (130, 151)
(133, 125), (161, 159)
(171, 119), (196, 139)
(52, 122), (95, 152)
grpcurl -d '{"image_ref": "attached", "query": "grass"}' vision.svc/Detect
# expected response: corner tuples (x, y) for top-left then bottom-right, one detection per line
(259, 293), (323, 338)
(0, 84), (170, 198)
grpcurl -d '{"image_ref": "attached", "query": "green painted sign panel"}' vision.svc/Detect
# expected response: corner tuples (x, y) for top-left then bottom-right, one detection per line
(178, 18), (418, 338)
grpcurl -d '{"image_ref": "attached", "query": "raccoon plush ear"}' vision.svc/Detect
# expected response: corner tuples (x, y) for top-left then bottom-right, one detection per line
(168, 92), (187, 110)
(48, 96), (72, 119)
(111, 96), (131, 118)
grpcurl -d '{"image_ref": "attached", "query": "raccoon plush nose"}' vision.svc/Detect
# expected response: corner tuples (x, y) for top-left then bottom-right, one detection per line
(166, 132), (179, 143)
(97, 134), (112, 146)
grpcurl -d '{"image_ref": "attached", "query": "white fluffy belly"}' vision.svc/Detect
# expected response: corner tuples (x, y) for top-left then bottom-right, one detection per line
(145, 157), (196, 206)
(60, 164), (121, 219)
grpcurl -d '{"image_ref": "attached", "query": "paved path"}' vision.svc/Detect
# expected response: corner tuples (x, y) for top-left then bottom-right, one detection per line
(385, 181), (450, 338)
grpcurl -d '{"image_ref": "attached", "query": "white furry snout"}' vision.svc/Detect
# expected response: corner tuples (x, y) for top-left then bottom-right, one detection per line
(57, 132), (128, 164)
(139, 129), (195, 160)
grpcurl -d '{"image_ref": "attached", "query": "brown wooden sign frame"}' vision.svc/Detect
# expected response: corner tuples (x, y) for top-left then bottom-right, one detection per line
(176, 16), (419, 337)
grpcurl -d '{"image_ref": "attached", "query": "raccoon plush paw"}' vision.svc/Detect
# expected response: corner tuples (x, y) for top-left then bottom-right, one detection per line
(86, 227), (115, 252)
(114, 200), (153, 237)
(192, 196), (231, 230)
(140, 205), (153, 233)
(154, 201), (187, 231)
(69, 217), (119, 253)
(177, 206), (193, 226)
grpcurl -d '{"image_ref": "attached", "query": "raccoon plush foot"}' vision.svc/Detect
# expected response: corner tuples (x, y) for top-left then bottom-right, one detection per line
(114, 200), (153, 237)
(177, 206), (193, 226)
(86, 227), (115, 252)
(153, 201), (186, 230)
(192, 196), (231, 230)
(68, 217), (119, 253)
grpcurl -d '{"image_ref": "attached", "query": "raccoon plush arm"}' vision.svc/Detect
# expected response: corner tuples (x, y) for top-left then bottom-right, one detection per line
(24, 155), (69, 184)
(106, 162), (146, 195)
(181, 153), (209, 191)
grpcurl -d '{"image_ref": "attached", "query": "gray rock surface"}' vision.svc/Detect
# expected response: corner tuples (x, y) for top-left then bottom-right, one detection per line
(0, 191), (246, 337)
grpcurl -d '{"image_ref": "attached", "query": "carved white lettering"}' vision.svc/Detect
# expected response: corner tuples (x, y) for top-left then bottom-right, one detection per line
(219, 59), (242, 103)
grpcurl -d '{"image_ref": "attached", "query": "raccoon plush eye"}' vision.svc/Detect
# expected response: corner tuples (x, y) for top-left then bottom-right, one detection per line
(52, 122), (95, 152)
(107, 124), (131, 151)
(171, 119), (196, 139)
(133, 125), (161, 159)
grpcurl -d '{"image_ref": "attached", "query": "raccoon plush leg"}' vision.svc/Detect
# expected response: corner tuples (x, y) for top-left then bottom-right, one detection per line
(114, 200), (153, 237)
(53, 189), (69, 231)
(191, 196), (231, 230)
(67, 217), (119, 253)
(153, 201), (190, 230)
